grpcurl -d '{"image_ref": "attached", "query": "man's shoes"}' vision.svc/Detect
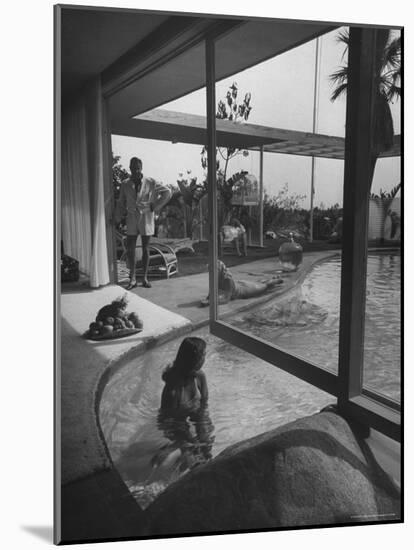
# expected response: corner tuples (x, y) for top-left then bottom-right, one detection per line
(142, 280), (152, 288)
(126, 280), (138, 290)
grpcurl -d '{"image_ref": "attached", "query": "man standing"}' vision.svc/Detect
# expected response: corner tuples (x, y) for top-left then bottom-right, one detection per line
(116, 157), (171, 289)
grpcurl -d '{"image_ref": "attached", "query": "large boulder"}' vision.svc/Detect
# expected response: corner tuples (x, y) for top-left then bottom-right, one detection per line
(145, 411), (400, 536)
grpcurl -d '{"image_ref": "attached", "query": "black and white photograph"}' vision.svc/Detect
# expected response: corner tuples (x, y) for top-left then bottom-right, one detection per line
(54, 3), (403, 545)
(1, 1), (395, 546)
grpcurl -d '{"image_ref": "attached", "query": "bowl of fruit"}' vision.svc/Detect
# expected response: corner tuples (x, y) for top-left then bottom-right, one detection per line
(84, 294), (143, 340)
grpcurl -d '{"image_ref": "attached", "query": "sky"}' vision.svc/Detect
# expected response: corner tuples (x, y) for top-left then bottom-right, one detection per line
(112, 27), (401, 208)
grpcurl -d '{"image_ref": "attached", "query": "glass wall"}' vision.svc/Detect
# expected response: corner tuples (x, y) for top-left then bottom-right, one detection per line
(207, 24), (401, 441)
(212, 23), (348, 384)
(362, 30), (402, 405)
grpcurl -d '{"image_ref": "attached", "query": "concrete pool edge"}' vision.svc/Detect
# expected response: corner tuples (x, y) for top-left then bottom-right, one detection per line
(60, 320), (197, 544)
(59, 286), (193, 542)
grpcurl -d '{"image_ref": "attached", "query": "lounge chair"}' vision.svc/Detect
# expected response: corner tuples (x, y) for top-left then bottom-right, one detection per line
(151, 237), (196, 254)
(116, 231), (178, 279)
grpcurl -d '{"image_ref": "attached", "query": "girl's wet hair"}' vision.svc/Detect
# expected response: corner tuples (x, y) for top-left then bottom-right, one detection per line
(163, 337), (206, 382)
(130, 156), (143, 169)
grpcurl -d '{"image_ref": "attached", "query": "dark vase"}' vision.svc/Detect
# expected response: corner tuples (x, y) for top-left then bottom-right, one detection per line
(278, 233), (303, 271)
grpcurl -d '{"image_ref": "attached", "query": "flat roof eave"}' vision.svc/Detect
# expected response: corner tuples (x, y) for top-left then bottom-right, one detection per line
(112, 108), (401, 160)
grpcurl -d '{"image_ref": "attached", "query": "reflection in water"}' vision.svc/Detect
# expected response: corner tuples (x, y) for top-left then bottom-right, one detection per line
(120, 408), (215, 509)
(153, 408), (215, 472)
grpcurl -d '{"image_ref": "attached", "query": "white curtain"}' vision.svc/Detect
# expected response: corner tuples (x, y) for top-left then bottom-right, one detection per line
(61, 77), (110, 287)
(61, 103), (93, 275)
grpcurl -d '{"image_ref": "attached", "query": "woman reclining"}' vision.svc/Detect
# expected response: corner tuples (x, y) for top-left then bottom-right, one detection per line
(200, 260), (283, 307)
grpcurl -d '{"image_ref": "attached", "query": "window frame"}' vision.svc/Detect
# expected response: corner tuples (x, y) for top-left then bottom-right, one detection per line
(205, 27), (401, 442)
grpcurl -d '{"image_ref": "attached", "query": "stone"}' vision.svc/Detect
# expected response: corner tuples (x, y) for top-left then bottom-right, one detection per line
(145, 411), (400, 536)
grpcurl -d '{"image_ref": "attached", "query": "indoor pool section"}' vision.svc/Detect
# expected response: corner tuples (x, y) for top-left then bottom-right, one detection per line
(99, 331), (331, 509)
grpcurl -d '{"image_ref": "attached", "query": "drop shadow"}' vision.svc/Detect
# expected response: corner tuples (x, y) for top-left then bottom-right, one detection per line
(21, 525), (53, 543)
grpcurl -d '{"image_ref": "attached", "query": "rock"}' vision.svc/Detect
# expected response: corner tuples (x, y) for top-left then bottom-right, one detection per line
(145, 411), (400, 536)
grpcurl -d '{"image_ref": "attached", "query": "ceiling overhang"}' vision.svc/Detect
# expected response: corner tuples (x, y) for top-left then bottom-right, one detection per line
(108, 19), (337, 123)
(62, 9), (401, 162)
(60, 7), (171, 101)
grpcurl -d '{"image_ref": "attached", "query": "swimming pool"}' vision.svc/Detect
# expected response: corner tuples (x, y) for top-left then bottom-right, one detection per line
(232, 251), (401, 401)
(99, 251), (400, 508)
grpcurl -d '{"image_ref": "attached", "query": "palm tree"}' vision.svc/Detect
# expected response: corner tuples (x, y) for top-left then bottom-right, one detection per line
(330, 29), (401, 190)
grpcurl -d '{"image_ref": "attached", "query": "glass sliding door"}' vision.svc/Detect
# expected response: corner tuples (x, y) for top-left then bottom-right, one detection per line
(206, 22), (401, 441)
(206, 20), (346, 397)
(361, 29), (401, 408)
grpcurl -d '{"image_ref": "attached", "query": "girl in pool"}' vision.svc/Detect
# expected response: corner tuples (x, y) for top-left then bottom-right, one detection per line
(151, 337), (212, 476)
(160, 337), (208, 414)
(200, 260), (283, 307)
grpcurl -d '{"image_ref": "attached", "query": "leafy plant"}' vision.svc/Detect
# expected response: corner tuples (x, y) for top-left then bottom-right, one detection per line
(156, 171), (207, 239)
(201, 82), (253, 225)
(330, 29), (401, 191)
(370, 182), (401, 200)
(112, 154), (129, 201)
(262, 183), (309, 237)
(174, 171), (207, 238)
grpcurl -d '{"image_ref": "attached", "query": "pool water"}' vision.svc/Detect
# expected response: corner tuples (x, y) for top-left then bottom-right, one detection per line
(233, 252), (400, 401)
(99, 251), (400, 508)
(100, 331), (331, 508)
(363, 253), (401, 399)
